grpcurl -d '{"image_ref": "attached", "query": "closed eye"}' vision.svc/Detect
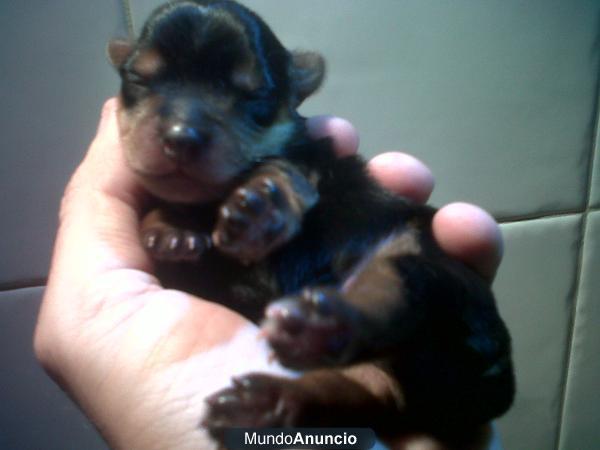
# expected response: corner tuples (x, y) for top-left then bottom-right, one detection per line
(120, 70), (152, 105)
(122, 69), (149, 87)
(127, 72), (148, 85)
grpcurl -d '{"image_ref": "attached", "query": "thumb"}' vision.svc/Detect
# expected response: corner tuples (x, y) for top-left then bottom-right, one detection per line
(42, 99), (156, 322)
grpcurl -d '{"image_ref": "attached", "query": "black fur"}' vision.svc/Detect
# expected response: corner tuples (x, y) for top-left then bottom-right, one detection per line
(110, 0), (514, 444)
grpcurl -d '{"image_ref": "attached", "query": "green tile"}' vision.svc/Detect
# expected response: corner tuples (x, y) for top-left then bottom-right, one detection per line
(559, 211), (600, 450)
(0, 2), (122, 284)
(589, 104), (600, 210)
(494, 214), (582, 450)
(0, 287), (108, 450)
(131, 0), (599, 218)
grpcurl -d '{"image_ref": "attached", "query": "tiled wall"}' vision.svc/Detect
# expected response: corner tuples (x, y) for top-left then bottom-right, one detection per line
(0, 1), (598, 449)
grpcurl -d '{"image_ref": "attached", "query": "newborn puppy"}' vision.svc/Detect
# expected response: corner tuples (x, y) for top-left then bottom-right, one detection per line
(109, 0), (514, 445)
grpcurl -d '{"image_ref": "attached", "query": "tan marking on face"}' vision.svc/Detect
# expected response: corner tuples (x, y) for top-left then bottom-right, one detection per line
(231, 61), (260, 92)
(132, 48), (164, 78)
(117, 94), (249, 203)
(117, 96), (175, 176)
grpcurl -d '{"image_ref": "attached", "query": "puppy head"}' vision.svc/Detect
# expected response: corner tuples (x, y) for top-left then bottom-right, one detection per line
(108, 0), (325, 203)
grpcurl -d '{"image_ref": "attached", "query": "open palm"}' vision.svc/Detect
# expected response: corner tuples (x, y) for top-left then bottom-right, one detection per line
(35, 99), (502, 450)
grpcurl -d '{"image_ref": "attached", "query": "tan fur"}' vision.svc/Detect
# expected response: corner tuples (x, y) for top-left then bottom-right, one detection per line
(342, 230), (422, 320)
(132, 48), (165, 78)
(342, 362), (406, 410)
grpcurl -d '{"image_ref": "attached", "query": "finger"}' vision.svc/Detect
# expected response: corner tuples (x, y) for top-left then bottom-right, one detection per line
(79, 97), (148, 208)
(432, 202), (503, 282)
(386, 433), (447, 450)
(95, 96), (119, 138)
(386, 424), (494, 450)
(51, 98), (154, 288)
(306, 115), (359, 157)
(368, 152), (435, 204)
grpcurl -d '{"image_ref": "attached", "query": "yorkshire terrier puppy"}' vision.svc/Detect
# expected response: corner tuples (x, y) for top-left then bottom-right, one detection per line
(109, 0), (514, 445)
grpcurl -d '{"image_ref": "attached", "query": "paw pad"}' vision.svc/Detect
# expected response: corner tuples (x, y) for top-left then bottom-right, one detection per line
(262, 289), (360, 369)
(203, 374), (298, 430)
(213, 174), (300, 262)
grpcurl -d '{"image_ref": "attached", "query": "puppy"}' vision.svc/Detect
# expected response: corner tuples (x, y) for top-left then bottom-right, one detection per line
(109, 0), (514, 445)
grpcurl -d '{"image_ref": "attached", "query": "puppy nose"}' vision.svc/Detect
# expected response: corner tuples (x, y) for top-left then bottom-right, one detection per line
(162, 124), (210, 162)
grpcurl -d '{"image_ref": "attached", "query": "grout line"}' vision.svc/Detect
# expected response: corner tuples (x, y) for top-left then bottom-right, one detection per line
(0, 211), (597, 293)
(555, 69), (600, 450)
(555, 193), (592, 449)
(497, 208), (586, 224)
(0, 278), (47, 293)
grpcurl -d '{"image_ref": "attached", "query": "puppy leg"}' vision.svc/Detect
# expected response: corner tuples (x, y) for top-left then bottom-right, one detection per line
(262, 229), (514, 429)
(261, 229), (428, 369)
(213, 160), (318, 263)
(263, 228), (509, 372)
(141, 208), (212, 262)
(203, 364), (403, 436)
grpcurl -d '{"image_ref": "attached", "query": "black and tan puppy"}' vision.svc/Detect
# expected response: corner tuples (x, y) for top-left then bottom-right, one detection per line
(108, 0), (514, 445)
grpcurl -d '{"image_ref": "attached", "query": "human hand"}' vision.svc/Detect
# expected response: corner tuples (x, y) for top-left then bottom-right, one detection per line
(34, 98), (502, 450)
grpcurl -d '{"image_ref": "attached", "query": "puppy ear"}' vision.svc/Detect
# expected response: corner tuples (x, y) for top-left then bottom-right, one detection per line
(289, 51), (326, 106)
(107, 38), (134, 68)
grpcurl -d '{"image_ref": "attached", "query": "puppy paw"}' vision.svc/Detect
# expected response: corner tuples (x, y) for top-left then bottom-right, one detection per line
(213, 174), (304, 263)
(142, 227), (211, 262)
(262, 288), (361, 369)
(203, 374), (303, 433)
